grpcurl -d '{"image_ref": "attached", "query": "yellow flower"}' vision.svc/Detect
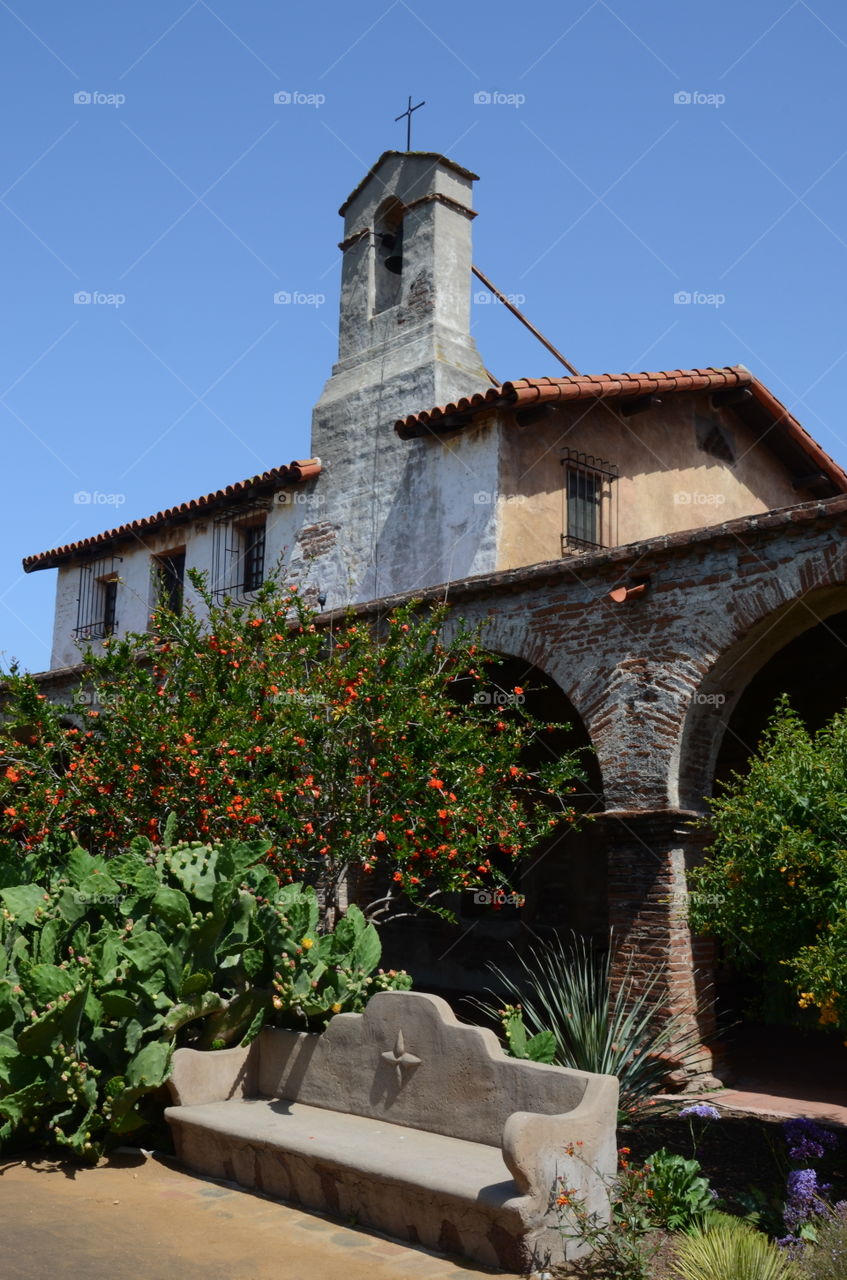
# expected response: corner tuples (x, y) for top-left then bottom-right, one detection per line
(301, 937), (314, 950)
(331, 1002), (342, 1014)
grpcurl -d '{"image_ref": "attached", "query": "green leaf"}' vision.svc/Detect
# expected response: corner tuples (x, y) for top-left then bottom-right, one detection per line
(122, 929), (170, 971)
(126, 1039), (172, 1089)
(525, 1030), (557, 1063)
(178, 969), (212, 998)
(0, 884), (48, 926)
(76, 870), (122, 902)
(163, 811), (178, 850)
(162, 991), (222, 1035)
(66, 847), (102, 887)
(152, 887), (192, 929)
(27, 964), (76, 1004)
(352, 921), (381, 974)
(110, 853), (159, 895)
(36, 917), (64, 966)
(100, 990), (139, 1018)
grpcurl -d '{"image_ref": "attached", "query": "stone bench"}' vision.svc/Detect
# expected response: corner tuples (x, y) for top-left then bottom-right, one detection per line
(165, 991), (619, 1273)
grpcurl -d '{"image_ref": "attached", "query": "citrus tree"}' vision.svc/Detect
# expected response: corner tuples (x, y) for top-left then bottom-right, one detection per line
(689, 696), (847, 1032)
(1, 574), (583, 925)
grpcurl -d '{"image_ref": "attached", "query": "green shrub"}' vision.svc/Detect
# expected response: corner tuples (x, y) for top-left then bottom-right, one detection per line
(643, 1147), (716, 1230)
(671, 1213), (800, 1280)
(0, 831), (409, 1158)
(796, 1204), (847, 1279)
(479, 932), (709, 1113)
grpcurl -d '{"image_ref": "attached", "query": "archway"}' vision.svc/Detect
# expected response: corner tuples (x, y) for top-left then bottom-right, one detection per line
(379, 651), (606, 997)
(682, 596), (847, 1091)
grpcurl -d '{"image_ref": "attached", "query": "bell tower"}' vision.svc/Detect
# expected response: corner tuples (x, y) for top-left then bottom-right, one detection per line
(305, 151), (491, 605)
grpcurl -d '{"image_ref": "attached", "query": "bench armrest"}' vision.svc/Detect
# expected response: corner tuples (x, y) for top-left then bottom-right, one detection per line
(167, 1043), (257, 1106)
(502, 1074), (618, 1213)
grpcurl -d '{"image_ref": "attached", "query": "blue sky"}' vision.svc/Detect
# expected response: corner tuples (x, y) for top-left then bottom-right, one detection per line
(3, 0), (847, 672)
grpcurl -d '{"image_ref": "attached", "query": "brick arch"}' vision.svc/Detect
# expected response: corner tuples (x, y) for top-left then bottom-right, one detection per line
(674, 584), (847, 810)
(469, 618), (606, 807)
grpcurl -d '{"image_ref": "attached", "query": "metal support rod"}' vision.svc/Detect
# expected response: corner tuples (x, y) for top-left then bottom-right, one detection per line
(471, 265), (581, 377)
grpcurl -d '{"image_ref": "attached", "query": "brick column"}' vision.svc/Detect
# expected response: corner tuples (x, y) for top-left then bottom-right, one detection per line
(600, 809), (719, 1083)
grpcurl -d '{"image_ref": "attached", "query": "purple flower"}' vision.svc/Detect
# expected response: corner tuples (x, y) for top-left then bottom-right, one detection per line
(784, 1167), (831, 1231)
(783, 1118), (837, 1163)
(679, 1104), (721, 1121)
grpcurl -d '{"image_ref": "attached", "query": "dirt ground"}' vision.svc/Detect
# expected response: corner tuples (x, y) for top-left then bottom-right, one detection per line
(0, 1150), (517, 1280)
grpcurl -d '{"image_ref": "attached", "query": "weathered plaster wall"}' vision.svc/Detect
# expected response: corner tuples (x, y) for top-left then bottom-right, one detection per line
(48, 491), (318, 669)
(496, 393), (814, 570)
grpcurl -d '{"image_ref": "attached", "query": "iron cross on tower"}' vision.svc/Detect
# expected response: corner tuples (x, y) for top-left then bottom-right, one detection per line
(395, 95), (425, 151)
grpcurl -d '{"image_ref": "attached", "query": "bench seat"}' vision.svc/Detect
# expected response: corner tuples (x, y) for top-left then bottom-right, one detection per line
(168, 1097), (517, 1204)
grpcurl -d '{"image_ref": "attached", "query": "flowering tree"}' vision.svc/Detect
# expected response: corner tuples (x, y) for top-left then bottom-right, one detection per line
(690, 696), (847, 1032)
(0, 575), (583, 925)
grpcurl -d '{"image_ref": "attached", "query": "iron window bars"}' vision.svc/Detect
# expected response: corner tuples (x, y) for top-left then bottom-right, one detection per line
(560, 451), (619, 552)
(73, 554), (122, 640)
(210, 501), (271, 603)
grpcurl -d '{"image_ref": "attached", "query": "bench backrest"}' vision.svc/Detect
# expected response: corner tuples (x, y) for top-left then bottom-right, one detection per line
(257, 990), (608, 1147)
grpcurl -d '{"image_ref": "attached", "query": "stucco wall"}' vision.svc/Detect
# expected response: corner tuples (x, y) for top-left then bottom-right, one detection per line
(48, 491), (319, 669)
(496, 392), (813, 570)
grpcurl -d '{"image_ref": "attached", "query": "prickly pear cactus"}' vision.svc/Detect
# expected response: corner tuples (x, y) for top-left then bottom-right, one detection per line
(0, 836), (410, 1160)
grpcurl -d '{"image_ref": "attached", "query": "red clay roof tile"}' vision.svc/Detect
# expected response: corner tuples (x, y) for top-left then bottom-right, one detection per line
(23, 458), (322, 573)
(395, 365), (847, 494)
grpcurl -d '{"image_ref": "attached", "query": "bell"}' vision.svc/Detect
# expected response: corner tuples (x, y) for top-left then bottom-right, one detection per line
(379, 227), (403, 275)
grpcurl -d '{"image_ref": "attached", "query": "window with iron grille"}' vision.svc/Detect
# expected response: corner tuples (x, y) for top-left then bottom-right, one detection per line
(154, 551), (185, 616)
(73, 555), (122, 641)
(561, 452), (618, 552)
(210, 503), (271, 602)
(242, 521), (266, 593)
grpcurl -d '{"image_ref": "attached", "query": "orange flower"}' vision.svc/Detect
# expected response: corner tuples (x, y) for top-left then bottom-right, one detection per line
(5, 767), (20, 783)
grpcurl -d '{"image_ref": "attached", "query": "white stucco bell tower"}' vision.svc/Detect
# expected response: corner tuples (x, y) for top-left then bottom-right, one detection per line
(300, 151), (493, 606)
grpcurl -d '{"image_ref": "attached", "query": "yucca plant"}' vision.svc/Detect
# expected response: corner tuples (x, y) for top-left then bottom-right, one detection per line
(671, 1214), (800, 1280)
(478, 932), (711, 1113)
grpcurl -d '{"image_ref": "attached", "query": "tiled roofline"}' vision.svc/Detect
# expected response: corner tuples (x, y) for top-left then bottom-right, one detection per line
(394, 365), (847, 494)
(23, 458), (322, 573)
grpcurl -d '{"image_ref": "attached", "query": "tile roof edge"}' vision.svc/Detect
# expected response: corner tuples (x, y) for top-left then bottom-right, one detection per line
(23, 458), (322, 573)
(393, 366), (847, 492)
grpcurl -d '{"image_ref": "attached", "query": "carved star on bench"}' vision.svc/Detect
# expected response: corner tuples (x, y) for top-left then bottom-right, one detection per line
(381, 1029), (421, 1085)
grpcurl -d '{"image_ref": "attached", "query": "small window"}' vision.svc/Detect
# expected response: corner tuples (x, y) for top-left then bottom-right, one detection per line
(242, 521), (266, 593)
(102, 577), (118, 636)
(74, 556), (122, 641)
(567, 468), (600, 546)
(155, 552), (185, 616)
(561, 452), (619, 553)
